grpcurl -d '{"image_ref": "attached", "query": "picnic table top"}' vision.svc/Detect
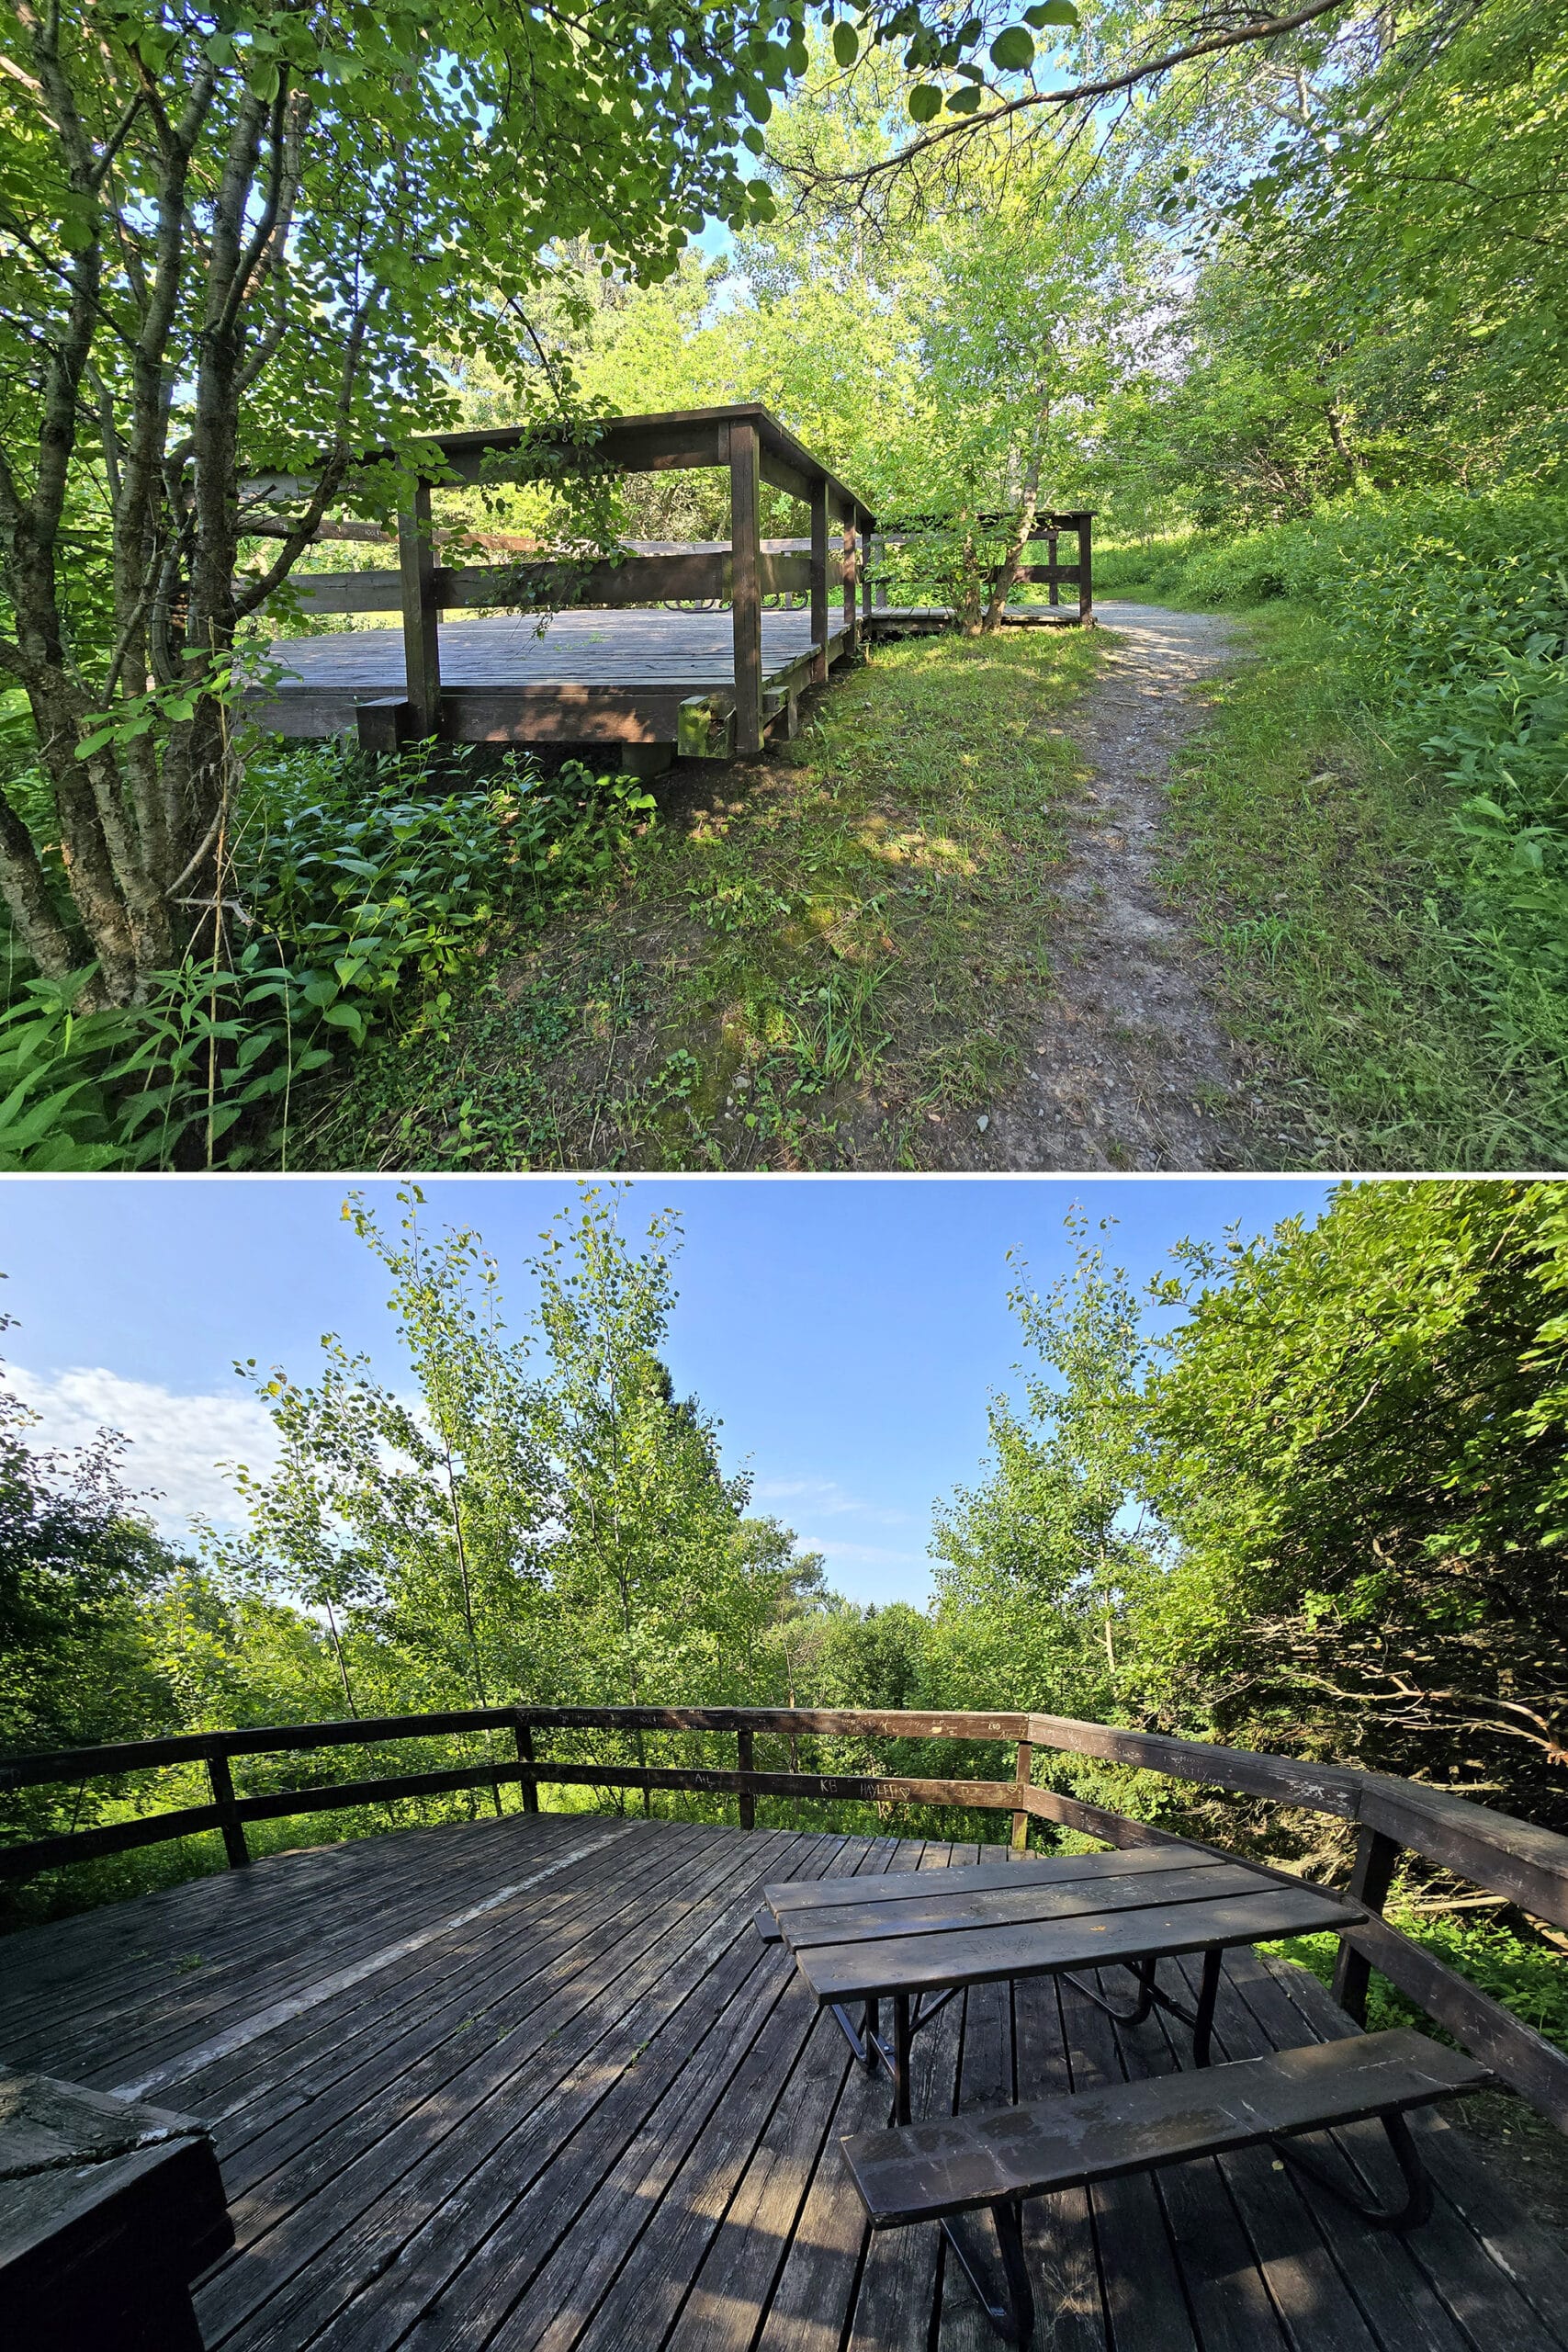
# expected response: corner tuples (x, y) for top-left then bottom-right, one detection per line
(765, 1844), (1368, 2006)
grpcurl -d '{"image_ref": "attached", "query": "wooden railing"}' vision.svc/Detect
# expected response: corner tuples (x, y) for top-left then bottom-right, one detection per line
(242, 403), (877, 758)
(4, 1705), (1565, 2131)
(865, 511), (1094, 621)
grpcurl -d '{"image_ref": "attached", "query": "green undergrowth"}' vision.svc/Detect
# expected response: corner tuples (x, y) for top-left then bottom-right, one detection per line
(1100, 495), (1568, 1165)
(1268, 1909), (1568, 2056)
(0, 744), (654, 1170)
(298, 627), (1102, 1170)
(1157, 605), (1566, 1164)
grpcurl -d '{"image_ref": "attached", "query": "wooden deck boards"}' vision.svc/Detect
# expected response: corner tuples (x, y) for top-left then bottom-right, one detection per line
(258, 608), (832, 694)
(6, 1814), (1564, 2352)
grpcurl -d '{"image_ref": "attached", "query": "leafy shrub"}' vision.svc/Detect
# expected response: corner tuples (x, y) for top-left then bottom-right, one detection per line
(1142, 490), (1568, 1131)
(0, 741), (657, 1170)
(1270, 1908), (1568, 2056)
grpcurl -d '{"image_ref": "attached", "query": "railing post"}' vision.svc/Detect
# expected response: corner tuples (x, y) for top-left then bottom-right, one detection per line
(206, 1743), (250, 1870)
(513, 1713), (539, 1814)
(399, 479), (442, 740)
(841, 503), (859, 656)
(1077, 512), (1093, 627)
(729, 419), (763, 756)
(1010, 1739), (1033, 1855)
(1332, 1825), (1401, 2023)
(809, 479), (829, 684)
(1047, 528), (1060, 608)
(738, 1725), (756, 1832)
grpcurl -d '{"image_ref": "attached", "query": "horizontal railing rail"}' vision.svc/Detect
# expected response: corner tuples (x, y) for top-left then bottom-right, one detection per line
(5, 1704), (1564, 2130)
(258, 548), (820, 618)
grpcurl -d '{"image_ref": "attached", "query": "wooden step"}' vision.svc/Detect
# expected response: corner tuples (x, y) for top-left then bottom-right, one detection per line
(840, 2028), (1491, 2227)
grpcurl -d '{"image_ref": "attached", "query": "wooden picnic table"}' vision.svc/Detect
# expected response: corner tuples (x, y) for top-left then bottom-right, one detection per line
(763, 1843), (1368, 2124)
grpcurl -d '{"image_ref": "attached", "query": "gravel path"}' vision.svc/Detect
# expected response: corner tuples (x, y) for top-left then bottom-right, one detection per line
(972, 600), (1259, 1171)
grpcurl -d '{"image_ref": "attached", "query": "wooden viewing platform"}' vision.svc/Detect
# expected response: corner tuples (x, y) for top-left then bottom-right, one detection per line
(7, 1811), (1568, 2352)
(242, 405), (876, 768)
(5, 1705), (1566, 2350)
(239, 411), (1097, 770)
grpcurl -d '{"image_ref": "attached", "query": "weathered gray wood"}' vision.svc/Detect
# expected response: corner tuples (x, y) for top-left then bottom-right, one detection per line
(1338, 1912), (1568, 2132)
(0, 1801), (227, 1877)
(797, 1883), (1367, 2007)
(1360, 1774), (1568, 1932)
(2, 2074), (231, 2352)
(840, 499), (858, 654)
(1176, 1946), (1479, 2352)
(354, 695), (413, 755)
(196, 1825), (792, 2339)
(729, 415), (763, 756)
(206, 1745), (250, 1870)
(1247, 1947), (1568, 2352)
(1333, 1825), (1402, 2022)
(809, 480), (829, 686)
(242, 405), (876, 532)
(777, 1860), (1270, 1953)
(763, 1846), (1210, 1920)
(1011, 1738), (1032, 1854)
(841, 2031), (1490, 2227)
(1057, 1969), (1202, 2352)
(1021, 1781), (1195, 1849)
(399, 482), (441, 737)
(413, 1834), (886, 2352)
(1008, 1974), (1109, 2352)
(1026, 1714), (1364, 1819)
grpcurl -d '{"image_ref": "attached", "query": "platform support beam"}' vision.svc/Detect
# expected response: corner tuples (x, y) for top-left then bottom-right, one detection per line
(399, 481), (442, 739)
(809, 481), (829, 685)
(729, 419), (763, 756)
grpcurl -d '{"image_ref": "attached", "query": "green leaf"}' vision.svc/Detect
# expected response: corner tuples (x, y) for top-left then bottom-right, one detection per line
(1022, 0), (1077, 25)
(908, 83), (943, 122)
(831, 21), (859, 64)
(988, 26), (1035, 71)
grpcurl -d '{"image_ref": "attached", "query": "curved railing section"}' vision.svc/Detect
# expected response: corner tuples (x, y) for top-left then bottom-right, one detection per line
(4, 1704), (1565, 2132)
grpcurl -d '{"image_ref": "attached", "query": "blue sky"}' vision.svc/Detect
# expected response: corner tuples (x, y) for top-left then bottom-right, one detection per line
(0, 1176), (1333, 1602)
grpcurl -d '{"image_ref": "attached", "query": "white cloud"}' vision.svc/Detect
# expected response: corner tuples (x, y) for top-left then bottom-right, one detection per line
(752, 1476), (916, 1528)
(4, 1363), (277, 1534)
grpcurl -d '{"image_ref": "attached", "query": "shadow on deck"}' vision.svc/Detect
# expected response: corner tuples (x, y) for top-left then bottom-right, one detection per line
(5, 1813), (1564, 2352)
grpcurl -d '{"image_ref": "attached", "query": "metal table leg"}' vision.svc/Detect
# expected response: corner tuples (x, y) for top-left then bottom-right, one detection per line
(893, 1991), (913, 2124)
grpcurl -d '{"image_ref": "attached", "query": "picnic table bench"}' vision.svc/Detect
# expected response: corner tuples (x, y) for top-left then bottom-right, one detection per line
(760, 1844), (1493, 2346)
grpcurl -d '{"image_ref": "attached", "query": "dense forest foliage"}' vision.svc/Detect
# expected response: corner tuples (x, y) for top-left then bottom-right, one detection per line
(2, 0), (1562, 1163)
(5, 1180), (1566, 1950)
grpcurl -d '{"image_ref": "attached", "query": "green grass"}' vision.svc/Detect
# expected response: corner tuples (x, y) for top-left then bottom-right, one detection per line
(294, 628), (1102, 1170)
(1153, 603), (1568, 1166)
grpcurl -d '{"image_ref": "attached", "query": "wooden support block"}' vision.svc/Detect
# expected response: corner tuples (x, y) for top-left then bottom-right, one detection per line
(355, 697), (414, 755)
(678, 694), (733, 761)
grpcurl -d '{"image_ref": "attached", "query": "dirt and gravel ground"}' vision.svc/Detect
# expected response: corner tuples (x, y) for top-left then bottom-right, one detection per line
(971, 601), (1262, 1171)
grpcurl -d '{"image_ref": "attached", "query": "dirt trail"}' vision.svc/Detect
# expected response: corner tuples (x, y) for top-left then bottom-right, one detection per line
(965, 601), (1258, 1171)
